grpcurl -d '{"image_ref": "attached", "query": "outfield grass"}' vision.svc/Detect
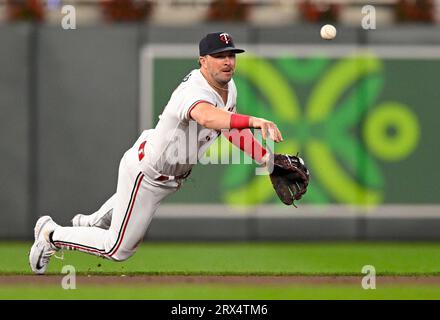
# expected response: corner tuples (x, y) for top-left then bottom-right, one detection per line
(1, 241), (440, 275)
(2, 242), (440, 299)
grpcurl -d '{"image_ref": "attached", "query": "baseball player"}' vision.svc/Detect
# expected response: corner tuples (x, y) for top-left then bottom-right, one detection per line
(29, 32), (284, 274)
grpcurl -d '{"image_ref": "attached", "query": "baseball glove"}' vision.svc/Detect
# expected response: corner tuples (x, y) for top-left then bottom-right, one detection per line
(269, 153), (310, 207)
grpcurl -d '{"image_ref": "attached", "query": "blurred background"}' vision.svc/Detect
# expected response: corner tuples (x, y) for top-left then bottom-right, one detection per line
(1, 0), (439, 241)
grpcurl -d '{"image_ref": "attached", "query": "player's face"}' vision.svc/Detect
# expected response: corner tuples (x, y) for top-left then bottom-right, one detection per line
(202, 51), (236, 86)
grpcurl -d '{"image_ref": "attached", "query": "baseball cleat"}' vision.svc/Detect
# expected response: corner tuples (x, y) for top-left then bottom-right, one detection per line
(29, 216), (59, 275)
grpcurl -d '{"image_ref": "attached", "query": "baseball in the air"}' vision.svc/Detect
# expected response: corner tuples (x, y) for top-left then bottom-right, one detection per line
(320, 24), (337, 40)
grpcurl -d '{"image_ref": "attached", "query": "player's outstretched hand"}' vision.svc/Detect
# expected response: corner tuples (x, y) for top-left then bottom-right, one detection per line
(249, 117), (283, 142)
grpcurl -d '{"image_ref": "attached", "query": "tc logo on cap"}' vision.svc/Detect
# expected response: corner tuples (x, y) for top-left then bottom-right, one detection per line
(199, 32), (245, 56)
(219, 33), (231, 44)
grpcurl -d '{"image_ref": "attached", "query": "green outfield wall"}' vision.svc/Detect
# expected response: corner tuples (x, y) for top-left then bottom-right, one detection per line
(1, 24), (439, 240)
(144, 48), (438, 207)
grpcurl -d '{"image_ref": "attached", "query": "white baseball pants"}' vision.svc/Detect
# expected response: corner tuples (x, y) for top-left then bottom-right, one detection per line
(51, 136), (178, 261)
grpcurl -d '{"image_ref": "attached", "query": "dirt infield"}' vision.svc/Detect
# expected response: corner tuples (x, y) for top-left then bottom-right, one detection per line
(2, 275), (440, 286)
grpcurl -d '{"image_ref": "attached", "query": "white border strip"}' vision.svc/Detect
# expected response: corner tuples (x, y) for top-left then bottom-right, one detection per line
(142, 44), (440, 59)
(139, 46), (155, 132)
(155, 204), (440, 218)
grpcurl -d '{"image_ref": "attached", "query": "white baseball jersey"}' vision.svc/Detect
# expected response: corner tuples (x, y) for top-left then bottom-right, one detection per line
(139, 68), (237, 180)
(50, 68), (239, 263)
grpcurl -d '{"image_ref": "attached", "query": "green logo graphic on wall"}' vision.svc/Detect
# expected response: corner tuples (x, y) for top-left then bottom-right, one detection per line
(219, 55), (420, 206)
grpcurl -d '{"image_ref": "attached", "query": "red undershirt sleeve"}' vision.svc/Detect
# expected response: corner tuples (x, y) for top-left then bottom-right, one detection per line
(222, 128), (267, 164)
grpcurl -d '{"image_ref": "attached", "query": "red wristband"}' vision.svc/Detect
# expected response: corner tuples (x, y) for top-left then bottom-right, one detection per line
(230, 114), (251, 129)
